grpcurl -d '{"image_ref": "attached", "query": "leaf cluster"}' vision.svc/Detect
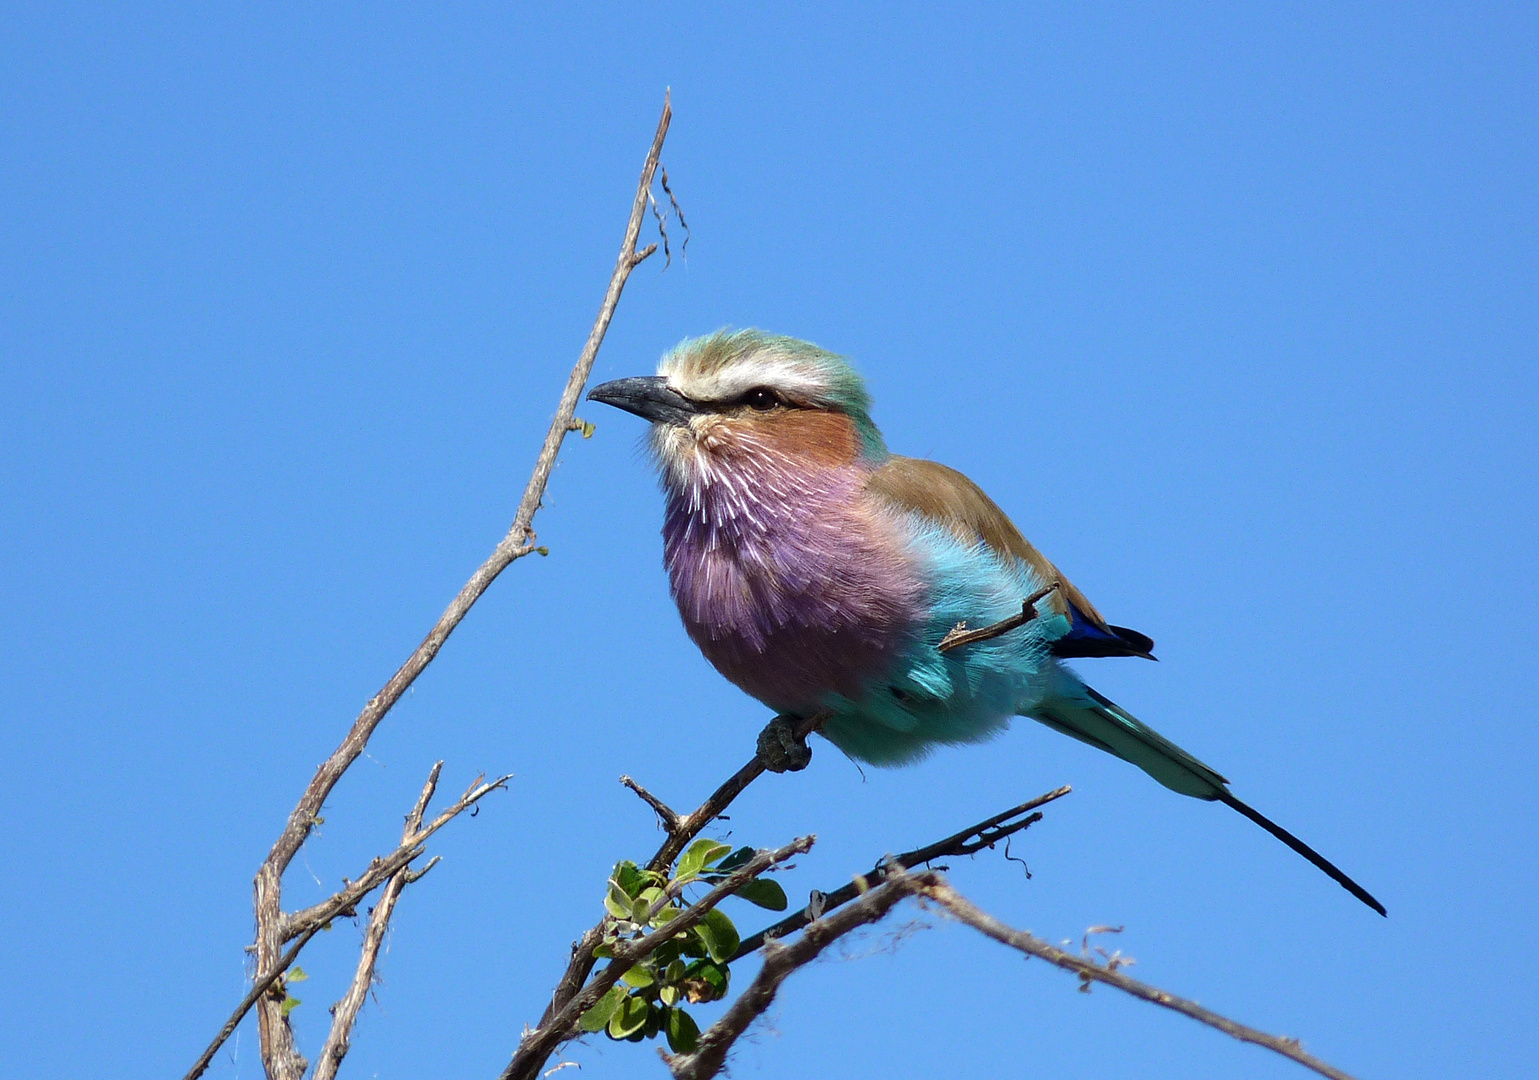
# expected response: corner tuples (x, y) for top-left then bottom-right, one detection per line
(578, 839), (787, 1053)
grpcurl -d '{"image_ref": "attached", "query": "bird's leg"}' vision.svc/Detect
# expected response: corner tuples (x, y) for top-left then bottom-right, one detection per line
(757, 715), (813, 773)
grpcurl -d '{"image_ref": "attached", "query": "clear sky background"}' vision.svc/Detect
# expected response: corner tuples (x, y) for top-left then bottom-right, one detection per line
(2, 5), (1535, 1079)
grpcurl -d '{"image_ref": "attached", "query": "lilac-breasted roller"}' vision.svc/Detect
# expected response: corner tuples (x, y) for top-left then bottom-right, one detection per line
(589, 329), (1383, 915)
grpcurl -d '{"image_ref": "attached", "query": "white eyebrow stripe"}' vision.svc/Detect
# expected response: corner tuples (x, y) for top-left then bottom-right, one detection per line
(661, 354), (831, 403)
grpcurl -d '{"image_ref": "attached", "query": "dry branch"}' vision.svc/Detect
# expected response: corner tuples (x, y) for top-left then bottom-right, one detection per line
(312, 764), (445, 1080)
(654, 862), (1358, 1080)
(185, 769), (506, 1080)
(188, 90), (675, 1080)
(919, 880), (1360, 1080)
(937, 582), (1061, 652)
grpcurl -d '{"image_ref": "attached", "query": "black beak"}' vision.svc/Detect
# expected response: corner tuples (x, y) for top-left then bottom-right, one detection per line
(587, 376), (700, 425)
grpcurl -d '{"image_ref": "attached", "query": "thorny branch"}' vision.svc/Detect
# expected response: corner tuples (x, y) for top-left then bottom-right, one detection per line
(188, 91), (676, 1080)
(731, 784), (1072, 958)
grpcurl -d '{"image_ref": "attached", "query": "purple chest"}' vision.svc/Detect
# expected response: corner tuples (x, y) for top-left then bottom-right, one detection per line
(661, 464), (922, 712)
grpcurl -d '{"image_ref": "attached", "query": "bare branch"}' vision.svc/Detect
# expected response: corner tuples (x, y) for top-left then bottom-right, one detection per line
(647, 711), (828, 873)
(183, 772), (508, 1080)
(312, 762), (449, 1080)
(620, 774), (681, 833)
(732, 784), (1071, 959)
(500, 837), (816, 1080)
(919, 880), (1360, 1080)
(662, 866), (939, 1080)
(212, 91), (674, 1080)
(284, 773), (511, 942)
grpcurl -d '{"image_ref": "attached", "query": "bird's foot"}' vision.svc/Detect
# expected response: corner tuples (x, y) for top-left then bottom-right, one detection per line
(757, 715), (813, 773)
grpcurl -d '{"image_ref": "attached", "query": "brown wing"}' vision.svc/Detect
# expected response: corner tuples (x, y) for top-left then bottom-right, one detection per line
(864, 455), (1113, 631)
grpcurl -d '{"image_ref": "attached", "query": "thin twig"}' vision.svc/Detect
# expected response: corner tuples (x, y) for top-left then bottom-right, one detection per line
(920, 880), (1360, 1080)
(937, 582), (1061, 652)
(500, 837), (815, 1080)
(620, 774), (681, 833)
(183, 773), (507, 1080)
(662, 866), (939, 1080)
(229, 91), (673, 1080)
(732, 785), (1071, 959)
(311, 763), (444, 1080)
(283, 773), (511, 942)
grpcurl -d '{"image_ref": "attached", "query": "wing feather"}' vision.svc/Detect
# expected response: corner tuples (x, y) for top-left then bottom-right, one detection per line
(865, 456), (1154, 658)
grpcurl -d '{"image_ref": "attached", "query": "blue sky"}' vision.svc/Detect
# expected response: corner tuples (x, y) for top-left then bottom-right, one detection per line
(2, 4), (1535, 1078)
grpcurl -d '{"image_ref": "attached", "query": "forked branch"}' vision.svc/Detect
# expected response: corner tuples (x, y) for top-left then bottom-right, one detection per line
(189, 89), (675, 1080)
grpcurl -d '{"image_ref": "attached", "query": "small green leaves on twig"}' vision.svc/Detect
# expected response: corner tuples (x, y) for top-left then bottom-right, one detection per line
(579, 839), (788, 1054)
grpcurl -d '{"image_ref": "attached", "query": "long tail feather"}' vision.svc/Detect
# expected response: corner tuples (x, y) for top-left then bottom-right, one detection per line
(1217, 791), (1386, 916)
(1032, 673), (1386, 915)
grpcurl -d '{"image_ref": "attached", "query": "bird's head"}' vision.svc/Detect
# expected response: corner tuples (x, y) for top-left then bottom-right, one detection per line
(587, 330), (887, 490)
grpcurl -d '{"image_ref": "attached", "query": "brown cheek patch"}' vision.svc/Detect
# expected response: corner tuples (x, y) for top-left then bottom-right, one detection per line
(748, 409), (860, 466)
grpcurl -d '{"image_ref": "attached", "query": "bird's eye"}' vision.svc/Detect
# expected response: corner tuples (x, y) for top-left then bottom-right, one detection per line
(743, 387), (780, 411)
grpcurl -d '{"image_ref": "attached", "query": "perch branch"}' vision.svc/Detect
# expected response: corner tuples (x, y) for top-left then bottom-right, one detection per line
(920, 880), (1360, 1080)
(500, 837), (815, 1080)
(732, 784), (1071, 959)
(533, 711), (829, 1041)
(230, 91), (672, 1080)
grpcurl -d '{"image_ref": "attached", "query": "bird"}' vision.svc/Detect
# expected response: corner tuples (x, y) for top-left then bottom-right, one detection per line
(588, 329), (1384, 915)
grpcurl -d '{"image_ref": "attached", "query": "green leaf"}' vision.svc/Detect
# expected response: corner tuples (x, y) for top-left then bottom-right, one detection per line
(659, 984), (679, 1006)
(620, 965), (655, 989)
(286, 967), (309, 983)
(280, 996), (301, 1018)
(604, 880), (633, 920)
(677, 839), (732, 881)
(607, 994), (649, 1039)
(614, 861), (644, 897)
(695, 908), (740, 963)
(733, 878), (788, 911)
(633, 885), (666, 923)
(664, 958), (687, 984)
(592, 943), (615, 959)
(643, 1001), (663, 1039)
(715, 846), (756, 873)
(666, 1006), (701, 1053)
(579, 986), (626, 1033)
(650, 905), (680, 929)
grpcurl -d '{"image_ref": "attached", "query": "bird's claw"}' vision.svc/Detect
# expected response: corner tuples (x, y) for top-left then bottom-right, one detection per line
(757, 715), (812, 773)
